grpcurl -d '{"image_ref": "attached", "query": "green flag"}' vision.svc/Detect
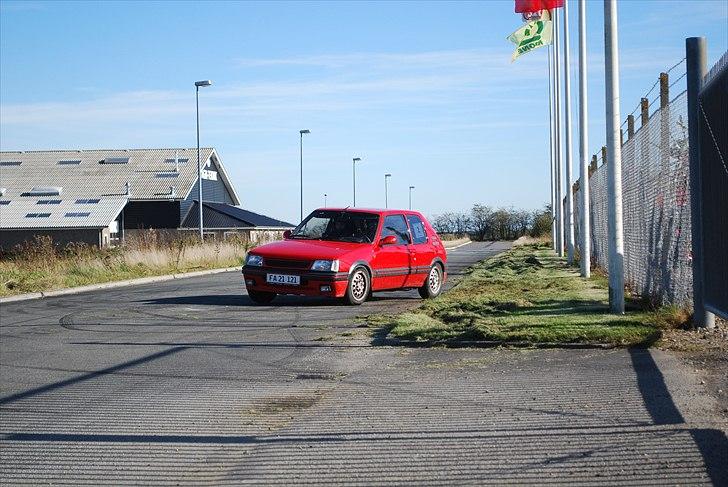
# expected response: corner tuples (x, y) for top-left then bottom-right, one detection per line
(508, 13), (553, 62)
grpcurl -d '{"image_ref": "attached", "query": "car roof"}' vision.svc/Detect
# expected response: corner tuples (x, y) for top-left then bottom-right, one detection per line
(314, 207), (424, 216)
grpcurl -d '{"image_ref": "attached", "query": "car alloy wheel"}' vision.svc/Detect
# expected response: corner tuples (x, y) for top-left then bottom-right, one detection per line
(419, 264), (443, 299)
(428, 265), (442, 295)
(346, 267), (369, 305)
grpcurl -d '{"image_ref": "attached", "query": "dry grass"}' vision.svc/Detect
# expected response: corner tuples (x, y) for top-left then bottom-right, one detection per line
(0, 232), (265, 296)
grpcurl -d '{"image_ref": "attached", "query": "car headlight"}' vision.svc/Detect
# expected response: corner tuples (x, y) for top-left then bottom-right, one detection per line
(245, 254), (264, 267)
(311, 259), (339, 272)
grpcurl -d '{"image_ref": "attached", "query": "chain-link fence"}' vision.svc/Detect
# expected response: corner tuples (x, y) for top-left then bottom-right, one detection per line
(572, 67), (694, 307)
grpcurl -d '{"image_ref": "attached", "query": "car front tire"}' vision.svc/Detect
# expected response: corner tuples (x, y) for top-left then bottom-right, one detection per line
(418, 264), (443, 299)
(248, 290), (276, 304)
(345, 266), (370, 305)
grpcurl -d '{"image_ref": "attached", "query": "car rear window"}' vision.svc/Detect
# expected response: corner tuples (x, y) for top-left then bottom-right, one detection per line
(407, 215), (428, 244)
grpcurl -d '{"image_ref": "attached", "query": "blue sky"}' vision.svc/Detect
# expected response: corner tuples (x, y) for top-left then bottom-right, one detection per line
(1, 0), (726, 223)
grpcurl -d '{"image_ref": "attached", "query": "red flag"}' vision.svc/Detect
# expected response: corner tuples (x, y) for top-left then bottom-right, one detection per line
(514, 0), (564, 14)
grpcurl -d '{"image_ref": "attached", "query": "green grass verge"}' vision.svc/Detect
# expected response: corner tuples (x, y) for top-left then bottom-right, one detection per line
(369, 244), (685, 347)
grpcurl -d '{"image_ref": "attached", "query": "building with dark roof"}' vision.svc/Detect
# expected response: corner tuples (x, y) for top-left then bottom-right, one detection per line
(0, 148), (293, 249)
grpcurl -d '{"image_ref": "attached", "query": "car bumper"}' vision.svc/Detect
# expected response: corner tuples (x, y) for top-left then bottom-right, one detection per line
(242, 266), (350, 298)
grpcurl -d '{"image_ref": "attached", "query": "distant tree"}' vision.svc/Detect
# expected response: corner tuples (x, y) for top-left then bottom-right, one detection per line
(530, 204), (552, 237)
(470, 204), (493, 241)
(453, 212), (472, 236)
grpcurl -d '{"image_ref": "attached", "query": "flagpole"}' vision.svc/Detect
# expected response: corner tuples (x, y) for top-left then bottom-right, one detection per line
(554, 7), (564, 257)
(562, 0), (575, 264)
(548, 44), (556, 250)
(604, 0), (624, 313)
(578, 0), (591, 277)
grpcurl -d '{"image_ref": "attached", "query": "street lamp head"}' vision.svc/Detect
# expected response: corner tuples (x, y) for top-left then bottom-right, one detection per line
(300, 129), (310, 134)
(353, 157), (361, 162)
(195, 80), (213, 87)
(409, 186), (415, 190)
(385, 173), (392, 178)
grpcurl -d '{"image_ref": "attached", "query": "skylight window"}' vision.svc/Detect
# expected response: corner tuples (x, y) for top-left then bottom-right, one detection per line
(155, 173), (179, 178)
(75, 198), (101, 204)
(58, 159), (82, 165)
(26, 213), (51, 218)
(0, 201), (10, 205)
(26, 187), (62, 196)
(0, 161), (22, 166)
(164, 158), (189, 163)
(37, 199), (62, 205)
(65, 212), (91, 218)
(101, 157), (130, 164)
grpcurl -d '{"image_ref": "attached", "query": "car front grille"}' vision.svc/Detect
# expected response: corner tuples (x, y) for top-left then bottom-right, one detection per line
(264, 258), (312, 269)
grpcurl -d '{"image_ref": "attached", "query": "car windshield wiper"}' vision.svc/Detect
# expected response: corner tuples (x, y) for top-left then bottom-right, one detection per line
(290, 235), (319, 240)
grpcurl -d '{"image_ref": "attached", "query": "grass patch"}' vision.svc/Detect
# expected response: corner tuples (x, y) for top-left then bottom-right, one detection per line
(370, 244), (678, 347)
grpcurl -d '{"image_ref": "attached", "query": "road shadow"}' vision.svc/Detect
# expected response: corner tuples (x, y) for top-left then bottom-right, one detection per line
(629, 348), (727, 484)
(140, 294), (339, 307)
(140, 293), (421, 308)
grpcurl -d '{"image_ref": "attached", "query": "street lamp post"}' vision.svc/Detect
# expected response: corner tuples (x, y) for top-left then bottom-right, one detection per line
(299, 129), (310, 222)
(352, 157), (361, 206)
(408, 186), (415, 210)
(384, 173), (391, 208)
(324, 193), (328, 207)
(195, 80), (212, 241)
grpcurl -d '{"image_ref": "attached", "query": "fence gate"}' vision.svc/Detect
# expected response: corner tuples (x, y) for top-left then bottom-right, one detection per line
(698, 53), (728, 319)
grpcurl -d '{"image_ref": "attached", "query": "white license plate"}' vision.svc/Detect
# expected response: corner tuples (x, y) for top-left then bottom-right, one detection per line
(266, 273), (300, 286)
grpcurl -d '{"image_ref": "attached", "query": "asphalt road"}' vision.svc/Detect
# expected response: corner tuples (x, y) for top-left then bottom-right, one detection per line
(1, 241), (726, 485)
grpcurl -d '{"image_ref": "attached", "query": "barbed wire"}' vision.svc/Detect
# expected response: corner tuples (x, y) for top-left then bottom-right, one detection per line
(669, 71), (687, 88)
(666, 57), (686, 74)
(620, 57), (687, 128)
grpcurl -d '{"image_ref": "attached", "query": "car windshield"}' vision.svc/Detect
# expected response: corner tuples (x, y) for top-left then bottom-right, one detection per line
(291, 210), (380, 243)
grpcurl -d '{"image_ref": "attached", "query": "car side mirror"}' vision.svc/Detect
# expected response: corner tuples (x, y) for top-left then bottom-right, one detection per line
(283, 230), (292, 239)
(379, 235), (397, 246)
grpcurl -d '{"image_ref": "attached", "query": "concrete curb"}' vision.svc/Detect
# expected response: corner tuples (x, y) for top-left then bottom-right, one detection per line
(444, 240), (472, 251)
(0, 267), (240, 304)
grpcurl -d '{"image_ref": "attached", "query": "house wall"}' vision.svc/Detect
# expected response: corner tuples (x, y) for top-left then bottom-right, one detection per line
(0, 229), (102, 251)
(180, 158), (236, 222)
(123, 201), (181, 229)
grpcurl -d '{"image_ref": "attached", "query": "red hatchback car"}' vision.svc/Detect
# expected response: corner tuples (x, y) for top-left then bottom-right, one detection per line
(242, 208), (447, 305)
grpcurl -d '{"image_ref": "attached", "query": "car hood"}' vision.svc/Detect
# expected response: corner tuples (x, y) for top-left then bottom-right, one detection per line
(251, 239), (369, 261)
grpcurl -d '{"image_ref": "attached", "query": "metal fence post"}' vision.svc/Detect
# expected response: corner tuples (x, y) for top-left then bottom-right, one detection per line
(640, 98), (649, 126)
(659, 73), (669, 109)
(627, 115), (635, 139)
(686, 37), (715, 328)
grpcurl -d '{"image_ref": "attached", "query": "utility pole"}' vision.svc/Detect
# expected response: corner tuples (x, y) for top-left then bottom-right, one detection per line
(352, 157), (361, 206)
(686, 37), (715, 329)
(562, 0), (575, 264)
(578, 0), (590, 277)
(604, 0), (624, 314)
(553, 7), (564, 256)
(299, 129), (310, 222)
(408, 186), (415, 210)
(384, 173), (391, 208)
(194, 80), (212, 241)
